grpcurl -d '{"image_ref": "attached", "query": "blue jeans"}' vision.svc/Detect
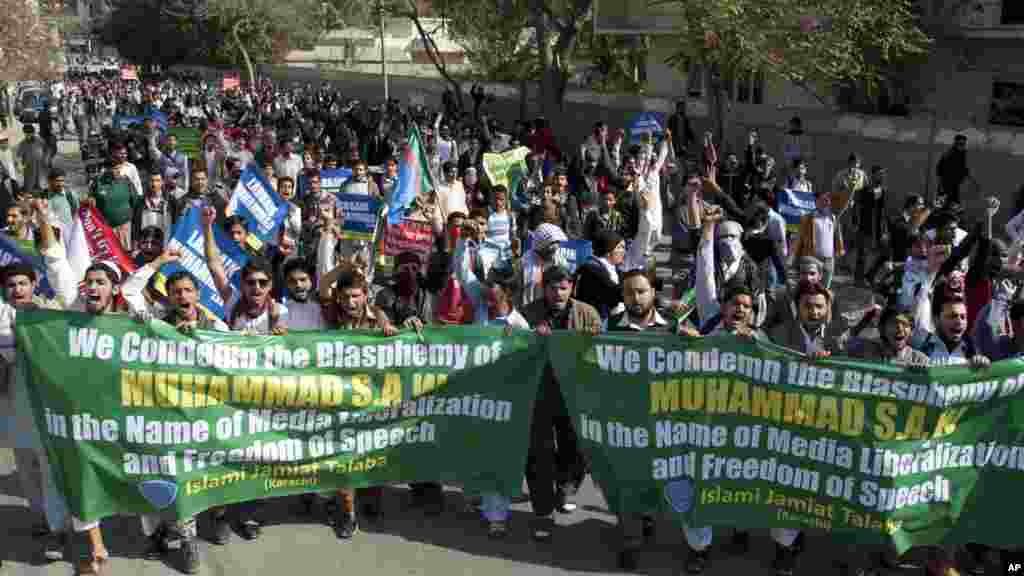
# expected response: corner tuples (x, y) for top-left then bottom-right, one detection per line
(480, 493), (511, 522)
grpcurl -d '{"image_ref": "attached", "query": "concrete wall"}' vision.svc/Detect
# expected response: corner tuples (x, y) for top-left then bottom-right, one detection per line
(179, 64), (1024, 230)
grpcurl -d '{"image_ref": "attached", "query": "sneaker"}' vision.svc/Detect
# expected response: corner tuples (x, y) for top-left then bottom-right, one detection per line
(487, 521), (508, 540)
(180, 539), (200, 575)
(685, 548), (709, 575)
(210, 514), (231, 545)
(424, 492), (443, 517)
(729, 530), (750, 554)
(617, 548), (638, 572)
(531, 516), (554, 542)
(144, 527), (169, 560)
(39, 531), (66, 563)
(334, 513), (358, 540)
(556, 483), (577, 513)
(234, 519), (261, 541)
(773, 544), (797, 576)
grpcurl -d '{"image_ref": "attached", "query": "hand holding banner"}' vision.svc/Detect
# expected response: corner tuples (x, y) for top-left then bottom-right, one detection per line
(227, 168), (289, 252)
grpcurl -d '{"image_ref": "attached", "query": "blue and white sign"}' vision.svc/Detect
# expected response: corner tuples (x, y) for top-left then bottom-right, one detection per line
(776, 188), (816, 231)
(228, 168), (290, 245)
(335, 193), (382, 241)
(157, 207), (250, 320)
(628, 111), (665, 144)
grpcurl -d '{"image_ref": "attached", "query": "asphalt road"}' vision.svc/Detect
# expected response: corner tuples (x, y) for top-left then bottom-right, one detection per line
(0, 114), (883, 576)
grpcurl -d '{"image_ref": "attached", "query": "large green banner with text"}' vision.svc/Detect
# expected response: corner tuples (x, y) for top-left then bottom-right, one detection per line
(549, 333), (1024, 553)
(15, 310), (545, 523)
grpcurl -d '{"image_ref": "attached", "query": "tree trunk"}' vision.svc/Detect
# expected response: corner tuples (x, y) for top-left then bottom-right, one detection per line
(232, 20), (256, 88)
(407, 7), (464, 114)
(709, 69), (726, 151)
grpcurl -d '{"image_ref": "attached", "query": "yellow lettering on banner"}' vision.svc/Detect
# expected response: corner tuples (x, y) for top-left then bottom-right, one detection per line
(897, 405), (927, 440)
(727, 381), (750, 414)
(206, 376), (227, 406)
(651, 380), (679, 414)
(681, 378), (705, 411)
(815, 396), (840, 432)
(154, 372), (180, 407)
(706, 379), (729, 413)
(351, 375), (371, 407)
(320, 375), (344, 407)
(377, 373), (402, 407)
(179, 374), (196, 408)
(298, 375), (320, 408)
(414, 373), (435, 397)
(784, 393), (816, 427)
(931, 407), (967, 438)
(264, 376), (291, 407)
(752, 386), (783, 421)
(191, 375), (212, 407)
(122, 369), (154, 407)
(874, 402), (897, 440)
(234, 375), (264, 404)
(840, 399), (865, 436)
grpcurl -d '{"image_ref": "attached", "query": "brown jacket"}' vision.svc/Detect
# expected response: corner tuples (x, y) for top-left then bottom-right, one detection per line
(521, 298), (602, 333)
(792, 212), (844, 260)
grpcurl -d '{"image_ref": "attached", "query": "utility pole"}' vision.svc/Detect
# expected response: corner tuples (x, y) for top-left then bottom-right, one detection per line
(379, 0), (388, 101)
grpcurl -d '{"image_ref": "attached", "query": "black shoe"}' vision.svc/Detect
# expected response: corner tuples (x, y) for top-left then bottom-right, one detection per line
(556, 483), (578, 513)
(729, 530), (750, 554)
(641, 516), (655, 543)
(685, 548), (709, 574)
(334, 513), (358, 540)
(301, 494), (317, 516)
(144, 527), (170, 560)
(234, 519), (261, 541)
(39, 531), (66, 563)
(31, 523), (51, 539)
(531, 516), (554, 542)
(618, 548), (638, 572)
(180, 539), (200, 575)
(210, 514), (231, 545)
(774, 544), (797, 576)
(424, 493), (443, 517)
(408, 486), (426, 509)
(361, 499), (381, 520)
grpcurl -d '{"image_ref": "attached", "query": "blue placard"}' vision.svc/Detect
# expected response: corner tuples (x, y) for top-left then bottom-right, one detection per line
(628, 111), (665, 144)
(157, 207), (249, 320)
(229, 168), (290, 245)
(112, 110), (168, 132)
(0, 234), (54, 299)
(523, 235), (593, 274)
(318, 168), (353, 196)
(335, 193), (382, 241)
(776, 188), (816, 231)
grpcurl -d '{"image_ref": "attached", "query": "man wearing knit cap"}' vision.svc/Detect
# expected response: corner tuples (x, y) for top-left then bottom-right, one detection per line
(521, 264), (600, 542)
(520, 223), (568, 307)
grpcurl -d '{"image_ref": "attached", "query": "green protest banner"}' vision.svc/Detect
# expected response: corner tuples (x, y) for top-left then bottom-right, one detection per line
(549, 333), (1024, 553)
(482, 146), (530, 190)
(168, 127), (202, 161)
(15, 310), (545, 523)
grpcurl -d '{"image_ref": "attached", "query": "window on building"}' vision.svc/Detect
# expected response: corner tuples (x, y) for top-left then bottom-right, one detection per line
(1004, 2), (1024, 24)
(991, 81), (1024, 126)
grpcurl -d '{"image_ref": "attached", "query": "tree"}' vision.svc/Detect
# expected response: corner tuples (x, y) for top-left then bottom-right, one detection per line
(100, 1), (204, 69)
(529, 0), (594, 117)
(656, 0), (932, 144)
(202, 0), (342, 86)
(0, 0), (64, 82)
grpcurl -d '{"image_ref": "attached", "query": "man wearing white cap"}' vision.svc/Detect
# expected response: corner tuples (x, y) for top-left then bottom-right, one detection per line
(519, 223), (568, 307)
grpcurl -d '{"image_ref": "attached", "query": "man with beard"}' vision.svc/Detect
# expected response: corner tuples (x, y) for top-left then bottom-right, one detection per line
(131, 226), (164, 268)
(605, 268), (678, 570)
(279, 257), (324, 330)
(202, 206), (288, 544)
(323, 269), (397, 538)
(912, 290), (991, 369)
(4, 202), (35, 242)
(695, 206), (765, 331)
(762, 257), (823, 331)
(171, 165), (225, 223)
(340, 159), (381, 198)
(522, 265), (599, 541)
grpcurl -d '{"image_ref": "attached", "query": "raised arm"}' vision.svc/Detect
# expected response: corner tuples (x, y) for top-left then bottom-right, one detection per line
(201, 206), (233, 305)
(695, 206), (722, 323)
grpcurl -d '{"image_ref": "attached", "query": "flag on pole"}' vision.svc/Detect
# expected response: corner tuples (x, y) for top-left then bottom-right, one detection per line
(387, 126), (434, 225)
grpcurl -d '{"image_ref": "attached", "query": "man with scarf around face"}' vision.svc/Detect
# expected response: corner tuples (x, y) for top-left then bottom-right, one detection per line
(521, 265), (600, 542)
(202, 206), (289, 545)
(694, 206), (765, 333)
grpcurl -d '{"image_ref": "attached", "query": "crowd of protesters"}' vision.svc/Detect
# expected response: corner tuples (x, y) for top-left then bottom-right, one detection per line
(0, 71), (1016, 576)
